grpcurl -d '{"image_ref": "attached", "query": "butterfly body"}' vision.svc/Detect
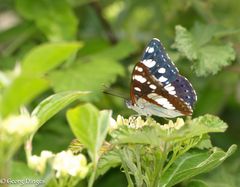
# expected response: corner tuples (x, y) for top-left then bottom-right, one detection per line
(127, 38), (197, 118)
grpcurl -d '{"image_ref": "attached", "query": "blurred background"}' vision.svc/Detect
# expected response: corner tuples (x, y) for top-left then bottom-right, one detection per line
(0, 0), (240, 186)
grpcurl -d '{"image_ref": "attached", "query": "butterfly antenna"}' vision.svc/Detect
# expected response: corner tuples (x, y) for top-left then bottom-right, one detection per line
(102, 85), (128, 100)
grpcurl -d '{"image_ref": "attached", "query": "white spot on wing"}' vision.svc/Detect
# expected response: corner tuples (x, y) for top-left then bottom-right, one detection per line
(147, 93), (159, 99)
(158, 67), (166, 73)
(155, 98), (175, 109)
(134, 75), (146, 83)
(149, 84), (157, 89)
(165, 86), (175, 92)
(164, 84), (172, 88)
(142, 59), (156, 68)
(135, 66), (143, 72)
(134, 87), (141, 92)
(169, 91), (176, 95)
(163, 103), (175, 110)
(148, 47), (154, 53)
(159, 76), (168, 82)
(155, 98), (168, 105)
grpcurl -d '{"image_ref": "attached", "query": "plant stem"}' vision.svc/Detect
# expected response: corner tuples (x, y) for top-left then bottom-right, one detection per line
(89, 1), (118, 45)
(119, 149), (134, 187)
(152, 143), (168, 187)
(88, 165), (96, 187)
(121, 161), (134, 187)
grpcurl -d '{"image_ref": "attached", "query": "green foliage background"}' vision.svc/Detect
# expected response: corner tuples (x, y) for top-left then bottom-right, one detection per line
(0, 0), (240, 186)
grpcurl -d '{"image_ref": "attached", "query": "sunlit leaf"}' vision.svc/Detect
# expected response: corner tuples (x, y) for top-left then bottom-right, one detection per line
(193, 45), (235, 76)
(22, 42), (82, 76)
(173, 25), (198, 60)
(173, 25), (236, 77)
(32, 91), (89, 127)
(66, 103), (111, 160)
(1, 75), (48, 117)
(110, 114), (228, 146)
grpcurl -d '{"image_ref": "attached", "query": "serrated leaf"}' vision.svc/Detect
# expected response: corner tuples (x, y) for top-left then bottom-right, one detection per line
(22, 42), (82, 76)
(191, 22), (240, 46)
(173, 25), (198, 60)
(1, 75), (48, 117)
(110, 114), (228, 146)
(185, 114), (228, 137)
(96, 149), (121, 178)
(194, 135), (212, 150)
(66, 103), (111, 161)
(110, 124), (165, 146)
(159, 145), (237, 187)
(32, 91), (89, 127)
(193, 45), (235, 76)
(16, 0), (78, 41)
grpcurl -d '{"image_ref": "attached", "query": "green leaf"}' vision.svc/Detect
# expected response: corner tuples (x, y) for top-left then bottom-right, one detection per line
(195, 158), (240, 187)
(194, 135), (212, 150)
(110, 114), (227, 146)
(173, 25), (198, 60)
(173, 25), (236, 77)
(191, 22), (221, 46)
(15, 0), (78, 41)
(159, 145), (237, 187)
(1, 75), (48, 117)
(22, 42), (82, 76)
(96, 149), (121, 178)
(193, 45), (235, 76)
(191, 22), (240, 46)
(66, 103), (111, 160)
(32, 91), (89, 127)
(49, 60), (124, 101)
(49, 41), (135, 100)
(185, 114), (228, 137)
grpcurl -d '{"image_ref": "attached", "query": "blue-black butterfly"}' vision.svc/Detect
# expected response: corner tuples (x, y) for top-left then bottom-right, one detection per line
(126, 38), (197, 118)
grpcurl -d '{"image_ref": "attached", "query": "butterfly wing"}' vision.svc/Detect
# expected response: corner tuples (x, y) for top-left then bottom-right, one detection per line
(129, 38), (197, 117)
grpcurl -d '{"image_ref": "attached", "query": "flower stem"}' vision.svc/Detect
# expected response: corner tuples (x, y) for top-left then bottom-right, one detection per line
(88, 156), (98, 187)
(152, 143), (167, 187)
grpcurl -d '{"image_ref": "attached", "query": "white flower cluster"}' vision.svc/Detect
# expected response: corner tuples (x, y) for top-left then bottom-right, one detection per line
(28, 150), (89, 179)
(53, 150), (88, 178)
(1, 114), (38, 137)
(160, 118), (185, 130)
(28, 151), (53, 173)
(110, 115), (185, 130)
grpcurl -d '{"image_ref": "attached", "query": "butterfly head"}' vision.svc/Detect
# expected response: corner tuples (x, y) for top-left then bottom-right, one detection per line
(125, 99), (134, 109)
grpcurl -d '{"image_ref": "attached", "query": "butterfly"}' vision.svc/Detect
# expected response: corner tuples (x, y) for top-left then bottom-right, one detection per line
(126, 38), (197, 118)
